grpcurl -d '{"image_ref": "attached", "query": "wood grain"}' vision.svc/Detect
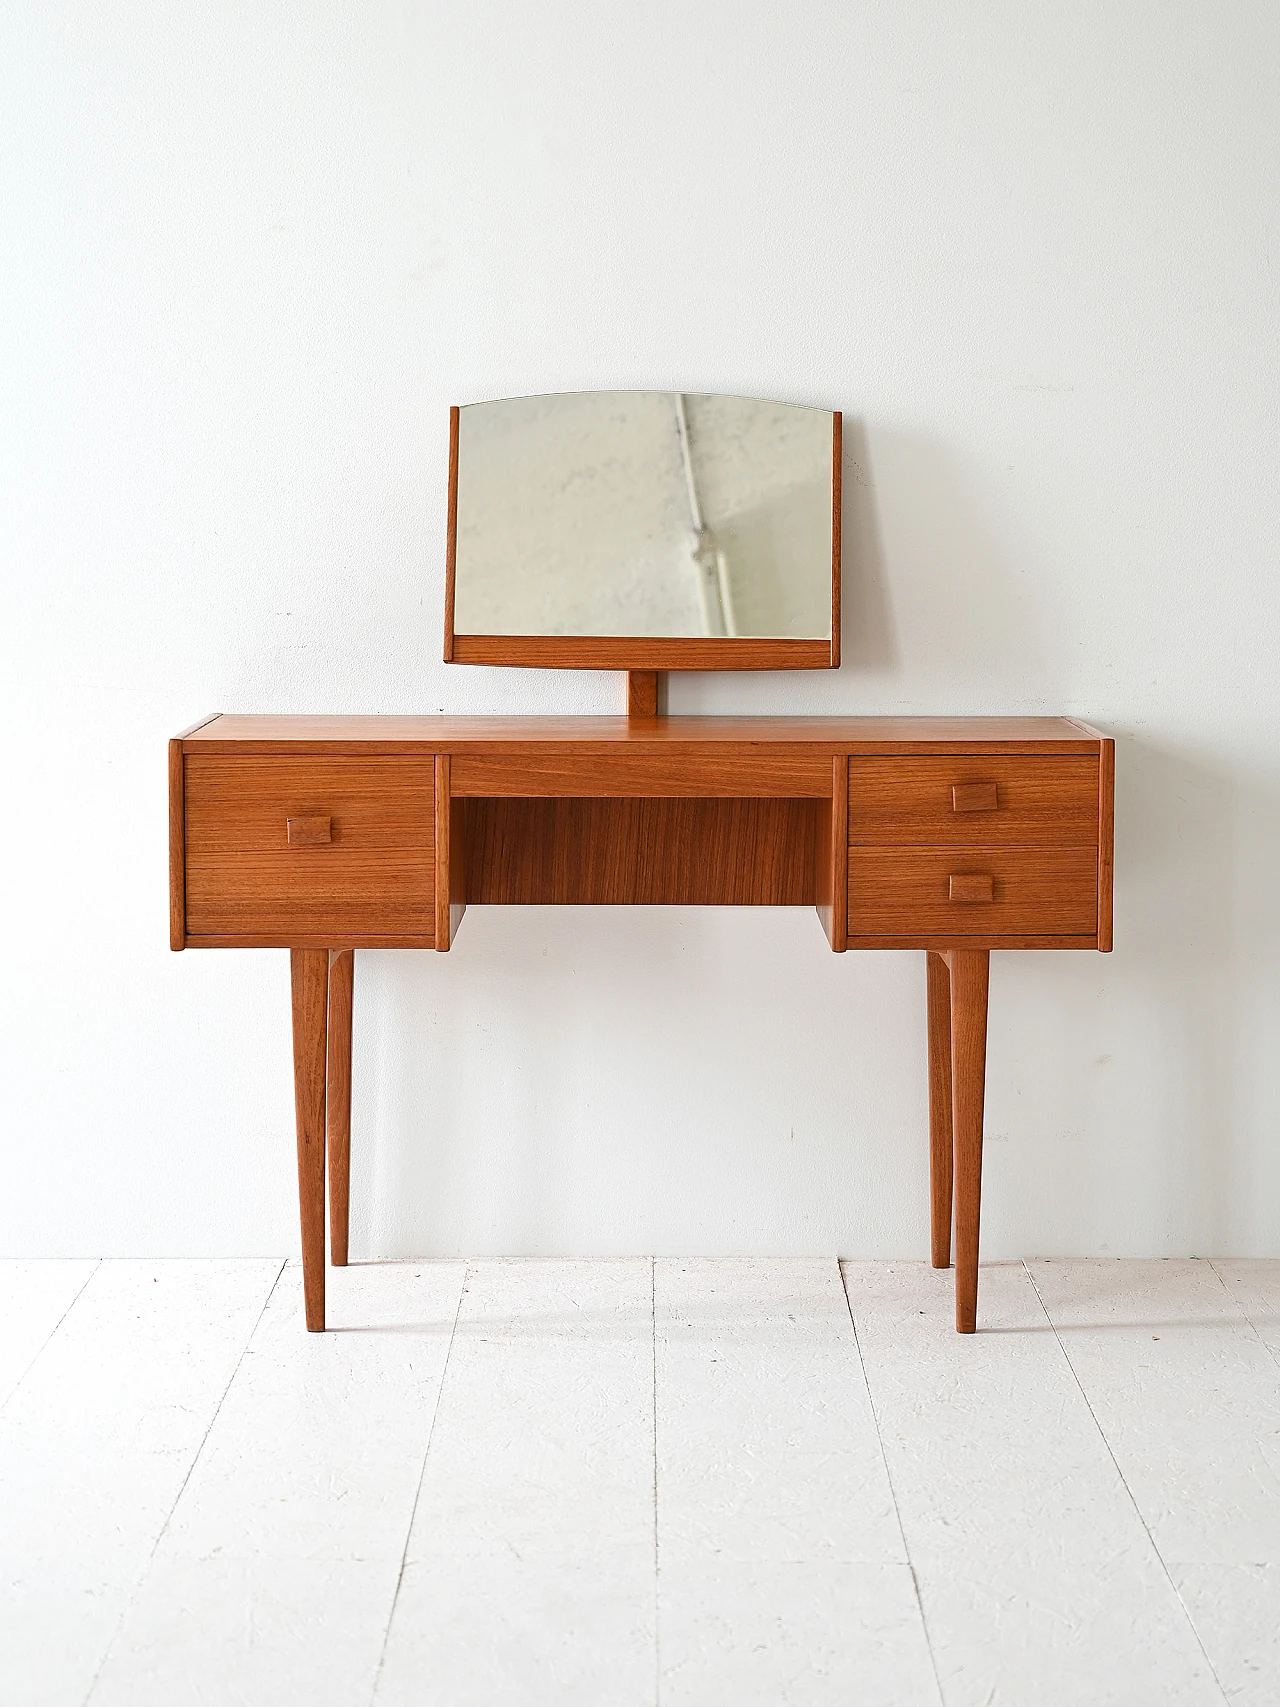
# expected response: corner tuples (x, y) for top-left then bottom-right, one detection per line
(286, 816), (331, 845)
(951, 782), (998, 813)
(849, 848), (1098, 937)
(326, 949), (353, 1268)
(434, 755), (451, 949)
(183, 714), (1103, 753)
(467, 797), (817, 905)
(627, 671), (659, 717)
(848, 756), (1100, 846)
(947, 949), (989, 1334)
(926, 951), (953, 1269)
(188, 931), (436, 950)
(815, 754), (848, 950)
(949, 874), (995, 903)
(443, 405), (459, 663)
(1098, 736), (1115, 952)
(449, 795), (467, 939)
(185, 755), (434, 943)
(434, 755), (467, 950)
(830, 412), (841, 669)
(168, 739), (185, 952)
(449, 636), (836, 671)
(290, 948), (328, 1332)
(170, 714), (225, 948)
(186, 855), (436, 945)
(186, 756), (433, 849)
(451, 746), (832, 798)
(173, 713), (224, 741)
(846, 933), (1098, 951)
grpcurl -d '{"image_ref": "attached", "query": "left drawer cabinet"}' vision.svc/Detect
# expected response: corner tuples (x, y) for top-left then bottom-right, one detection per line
(182, 755), (436, 946)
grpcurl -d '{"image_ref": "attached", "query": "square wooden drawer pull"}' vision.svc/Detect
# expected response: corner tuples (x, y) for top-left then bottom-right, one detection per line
(952, 782), (998, 813)
(287, 815), (332, 846)
(949, 873), (994, 903)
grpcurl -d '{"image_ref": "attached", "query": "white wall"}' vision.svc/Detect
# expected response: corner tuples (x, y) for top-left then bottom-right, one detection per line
(3, 1), (1278, 1260)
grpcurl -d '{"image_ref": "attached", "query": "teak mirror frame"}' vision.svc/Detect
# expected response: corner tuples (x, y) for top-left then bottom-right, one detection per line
(443, 403), (842, 676)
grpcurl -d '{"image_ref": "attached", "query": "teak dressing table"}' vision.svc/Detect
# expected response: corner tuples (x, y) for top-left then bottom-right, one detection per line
(169, 397), (1115, 1335)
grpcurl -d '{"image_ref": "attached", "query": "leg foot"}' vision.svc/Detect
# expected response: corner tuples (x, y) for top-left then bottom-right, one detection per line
(290, 948), (328, 1331)
(948, 950), (990, 1334)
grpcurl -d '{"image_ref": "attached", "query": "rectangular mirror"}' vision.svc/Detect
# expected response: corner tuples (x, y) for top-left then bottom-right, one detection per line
(445, 391), (840, 670)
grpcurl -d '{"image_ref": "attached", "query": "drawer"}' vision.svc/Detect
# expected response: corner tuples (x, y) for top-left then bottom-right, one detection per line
(848, 847), (1098, 938)
(847, 756), (1099, 847)
(451, 746), (832, 797)
(184, 755), (435, 943)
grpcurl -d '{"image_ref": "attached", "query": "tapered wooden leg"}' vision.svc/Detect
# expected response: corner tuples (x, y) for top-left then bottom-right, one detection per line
(290, 948), (328, 1331)
(926, 951), (954, 1269)
(948, 949), (990, 1334)
(327, 949), (354, 1268)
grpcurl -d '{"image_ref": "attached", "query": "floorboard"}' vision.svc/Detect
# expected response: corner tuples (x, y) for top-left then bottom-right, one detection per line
(844, 1260), (1224, 1707)
(0, 1260), (280, 1707)
(0, 1261), (98, 1412)
(1027, 1259), (1280, 1566)
(655, 1259), (936, 1705)
(87, 1260), (466, 1707)
(373, 1259), (656, 1707)
(5, 1257), (1279, 1706)
(655, 1258), (904, 1565)
(1207, 1258), (1280, 1363)
(1028, 1257), (1280, 1707)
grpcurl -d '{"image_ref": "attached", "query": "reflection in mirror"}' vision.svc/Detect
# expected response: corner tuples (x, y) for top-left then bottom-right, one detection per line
(452, 392), (836, 639)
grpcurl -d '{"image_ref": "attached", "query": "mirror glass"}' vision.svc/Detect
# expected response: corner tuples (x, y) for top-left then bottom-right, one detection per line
(452, 391), (835, 639)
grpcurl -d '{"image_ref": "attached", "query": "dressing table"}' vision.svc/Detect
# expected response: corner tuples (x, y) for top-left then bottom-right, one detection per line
(169, 394), (1114, 1334)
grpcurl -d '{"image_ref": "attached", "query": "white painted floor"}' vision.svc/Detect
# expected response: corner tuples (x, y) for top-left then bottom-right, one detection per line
(2, 1259), (1278, 1706)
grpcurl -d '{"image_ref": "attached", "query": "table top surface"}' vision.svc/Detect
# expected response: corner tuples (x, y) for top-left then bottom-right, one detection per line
(182, 714), (1106, 754)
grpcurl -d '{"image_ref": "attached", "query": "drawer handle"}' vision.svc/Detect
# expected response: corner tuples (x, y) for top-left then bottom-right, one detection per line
(952, 782), (998, 813)
(949, 873), (994, 903)
(287, 815), (332, 846)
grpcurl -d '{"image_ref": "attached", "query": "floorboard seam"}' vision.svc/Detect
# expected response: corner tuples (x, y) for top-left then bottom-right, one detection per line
(368, 1260), (470, 1707)
(651, 1257), (661, 1707)
(1207, 1258), (1280, 1377)
(0, 1258), (101, 1419)
(1021, 1259), (1231, 1707)
(79, 1255), (288, 1707)
(838, 1261), (946, 1707)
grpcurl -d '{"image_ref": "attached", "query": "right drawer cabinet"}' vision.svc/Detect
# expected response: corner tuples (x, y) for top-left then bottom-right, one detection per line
(846, 754), (1103, 943)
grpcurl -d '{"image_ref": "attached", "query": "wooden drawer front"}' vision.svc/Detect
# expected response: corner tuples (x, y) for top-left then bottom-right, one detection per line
(452, 746), (832, 798)
(847, 756), (1099, 846)
(185, 756), (434, 942)
(848, 848), (1098, 937)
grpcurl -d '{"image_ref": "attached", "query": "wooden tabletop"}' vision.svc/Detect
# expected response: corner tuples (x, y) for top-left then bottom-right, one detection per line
(182, 714), (1105, 755)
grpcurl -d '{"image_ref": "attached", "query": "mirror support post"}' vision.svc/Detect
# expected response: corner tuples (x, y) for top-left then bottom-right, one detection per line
(626, 671), (664, 717)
